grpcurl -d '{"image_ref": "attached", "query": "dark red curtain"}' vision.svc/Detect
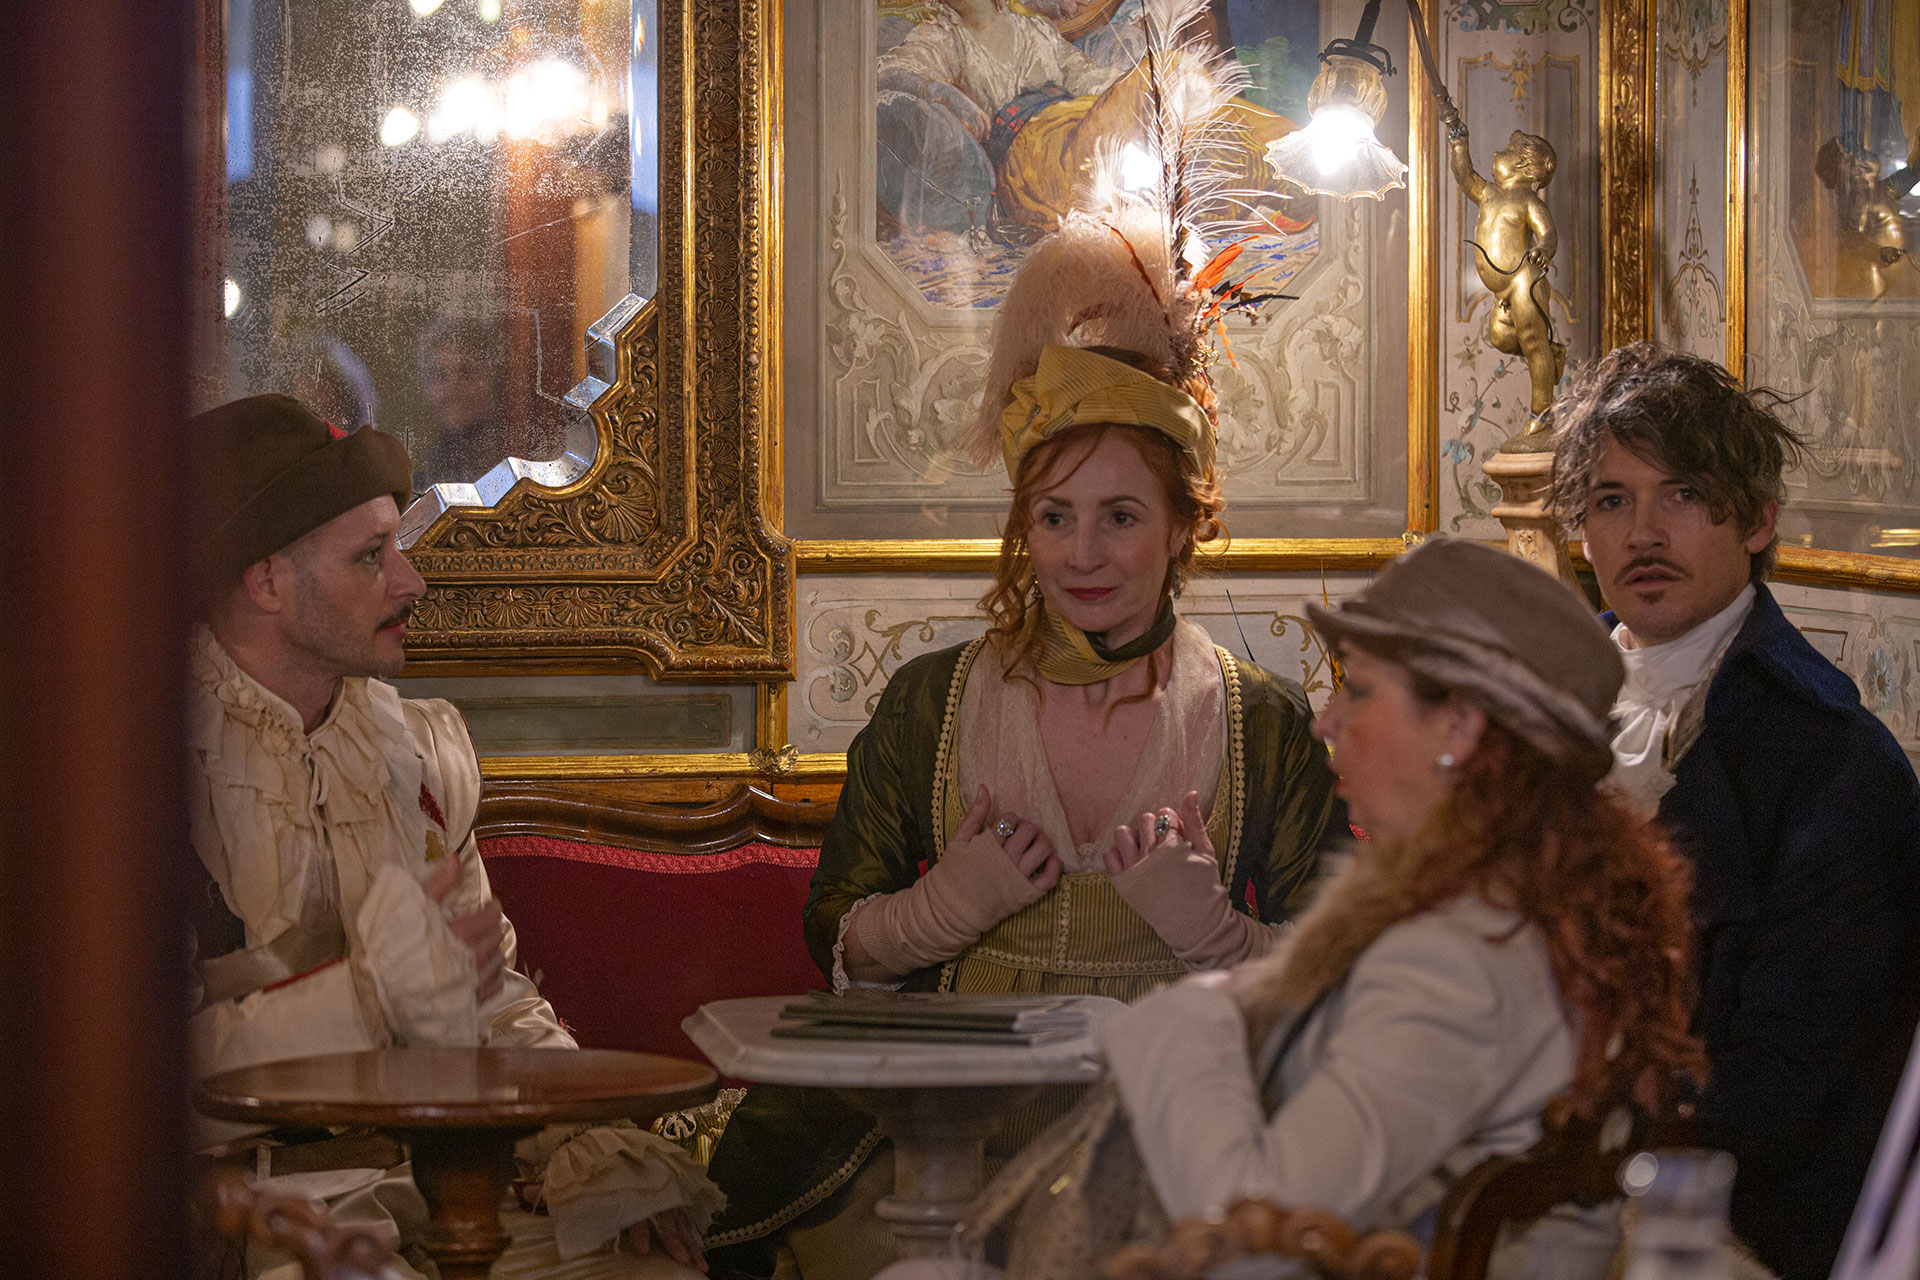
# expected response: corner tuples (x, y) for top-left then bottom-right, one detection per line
(0, 0), (200, 1275)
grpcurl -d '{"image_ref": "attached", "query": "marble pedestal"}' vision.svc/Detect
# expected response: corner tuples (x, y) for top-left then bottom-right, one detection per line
(1483, 444), (1578, 588)
(684, 995), (1116, 1260)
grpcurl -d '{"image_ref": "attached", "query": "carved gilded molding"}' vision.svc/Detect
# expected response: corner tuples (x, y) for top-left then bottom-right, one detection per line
(794, 537), (1416, 574)
(1723, 0), (1747, 377)
(1600, 0), (1656, 350)
(400, 0), (794, 678)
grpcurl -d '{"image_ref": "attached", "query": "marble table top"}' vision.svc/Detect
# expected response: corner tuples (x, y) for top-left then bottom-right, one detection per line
(684, 995), (1120, 1088)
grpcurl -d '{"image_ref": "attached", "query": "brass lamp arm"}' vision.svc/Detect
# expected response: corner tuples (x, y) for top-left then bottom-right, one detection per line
(1402, 0), (1466, 138)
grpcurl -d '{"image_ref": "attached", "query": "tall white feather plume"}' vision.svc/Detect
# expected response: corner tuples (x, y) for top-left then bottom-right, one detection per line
(971, 2), (1270, 469)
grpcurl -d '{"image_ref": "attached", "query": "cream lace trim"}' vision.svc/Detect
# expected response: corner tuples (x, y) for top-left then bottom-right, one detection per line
(189, 625), (428, 950)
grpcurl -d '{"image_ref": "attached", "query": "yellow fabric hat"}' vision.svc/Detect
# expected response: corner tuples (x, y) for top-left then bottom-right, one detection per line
(998, 345), (1216, 482)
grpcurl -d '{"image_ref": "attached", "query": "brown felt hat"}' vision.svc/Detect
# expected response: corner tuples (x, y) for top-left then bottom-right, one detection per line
(195, 394), (412, 582)
(1307, 536), (1623, 781)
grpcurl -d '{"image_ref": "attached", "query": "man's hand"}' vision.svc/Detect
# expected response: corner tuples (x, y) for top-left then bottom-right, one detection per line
(624, 1208), (706, 1273)
(423, 858), (508, 1002)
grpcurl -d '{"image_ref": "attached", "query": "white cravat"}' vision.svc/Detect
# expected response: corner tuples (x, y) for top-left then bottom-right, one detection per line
(1608, 584), (1755, 814)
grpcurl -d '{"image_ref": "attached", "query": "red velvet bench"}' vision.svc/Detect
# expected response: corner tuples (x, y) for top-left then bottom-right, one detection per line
(476, 783), (836, 1072)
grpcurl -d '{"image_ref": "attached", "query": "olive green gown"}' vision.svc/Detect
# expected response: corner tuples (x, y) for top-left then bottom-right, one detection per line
(704, 634), (1341, 1279)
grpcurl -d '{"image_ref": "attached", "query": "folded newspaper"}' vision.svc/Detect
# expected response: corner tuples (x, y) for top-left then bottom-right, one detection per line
(771, 990), (1119, 1046)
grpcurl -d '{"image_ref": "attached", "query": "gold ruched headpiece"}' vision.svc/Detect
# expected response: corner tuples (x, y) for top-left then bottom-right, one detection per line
(999, 345), (1215, 482)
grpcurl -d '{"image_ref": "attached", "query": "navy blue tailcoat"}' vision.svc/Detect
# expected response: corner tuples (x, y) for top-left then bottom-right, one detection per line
(1617, 585), (1920, 1280)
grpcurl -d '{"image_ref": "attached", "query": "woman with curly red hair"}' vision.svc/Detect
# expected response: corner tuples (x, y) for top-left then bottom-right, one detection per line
(887, 537), (1705, 1280)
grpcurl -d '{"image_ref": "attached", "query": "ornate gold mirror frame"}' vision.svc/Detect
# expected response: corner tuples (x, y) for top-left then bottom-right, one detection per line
(400, 0), (796, 679)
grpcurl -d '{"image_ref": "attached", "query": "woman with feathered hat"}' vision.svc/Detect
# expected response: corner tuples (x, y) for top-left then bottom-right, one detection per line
(703, 177), (1342, 1280)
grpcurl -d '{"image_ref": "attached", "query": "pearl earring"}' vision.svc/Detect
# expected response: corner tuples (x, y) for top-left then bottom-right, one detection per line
(1437, 753), (1457, 769)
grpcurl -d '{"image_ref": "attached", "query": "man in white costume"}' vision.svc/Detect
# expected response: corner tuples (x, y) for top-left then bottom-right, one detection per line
(187, 394), (720, 1280)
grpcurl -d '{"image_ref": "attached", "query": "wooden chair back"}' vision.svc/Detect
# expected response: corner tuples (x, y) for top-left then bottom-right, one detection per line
(1425, 1096), (1698, 1280)
(199, 1170), (395, 1280)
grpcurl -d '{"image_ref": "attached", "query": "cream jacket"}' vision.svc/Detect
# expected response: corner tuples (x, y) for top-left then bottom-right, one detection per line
(1101, 894), (1617, 1279)
(186, 625), (571, 1071)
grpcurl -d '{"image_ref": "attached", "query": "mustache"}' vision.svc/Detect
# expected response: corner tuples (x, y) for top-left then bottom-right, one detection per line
(378, 604), (414, 630)
(1618, 556), (1685, 580)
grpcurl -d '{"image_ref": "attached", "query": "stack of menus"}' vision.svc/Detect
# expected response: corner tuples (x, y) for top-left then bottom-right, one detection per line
(770, 991), (1096, 1046)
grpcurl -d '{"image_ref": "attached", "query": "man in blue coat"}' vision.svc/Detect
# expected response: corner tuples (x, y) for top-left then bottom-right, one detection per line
(1551, 343), (1920, 1280)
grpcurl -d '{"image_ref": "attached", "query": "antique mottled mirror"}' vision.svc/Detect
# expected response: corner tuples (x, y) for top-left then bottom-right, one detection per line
(220, 0), (658, 504)
(209, 0), (789, 769)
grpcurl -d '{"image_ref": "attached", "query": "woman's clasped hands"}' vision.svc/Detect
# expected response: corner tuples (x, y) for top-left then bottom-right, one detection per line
(846, 785), (1059, 980)
(1107, 791), (1275, 969)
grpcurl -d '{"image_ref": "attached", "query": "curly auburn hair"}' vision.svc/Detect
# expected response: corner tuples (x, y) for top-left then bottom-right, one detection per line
(1391, 685), (1708, 1117)
(1549, 341), (1807, 582)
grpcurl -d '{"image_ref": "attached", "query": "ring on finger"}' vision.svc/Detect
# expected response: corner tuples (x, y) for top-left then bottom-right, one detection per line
(1154, 814), (1172, 839)
(994, 818), (1017, 840)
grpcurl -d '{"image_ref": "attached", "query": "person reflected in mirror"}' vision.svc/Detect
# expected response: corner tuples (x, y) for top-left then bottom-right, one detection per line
(414, 311), (506, 488)
(188, 394), (720, 1279)
(878, 537), (1706, 1280)
(1550, 343), (1920, 1280)
(702, 211), (1342, 1280)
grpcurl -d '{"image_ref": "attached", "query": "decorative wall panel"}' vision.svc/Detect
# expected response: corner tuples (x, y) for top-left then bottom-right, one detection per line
(791, 571), (1370, 753)
(781, 0), (1419, 544)
(1774, 581), (1920, 768)
(1651, 0), (1729, 359)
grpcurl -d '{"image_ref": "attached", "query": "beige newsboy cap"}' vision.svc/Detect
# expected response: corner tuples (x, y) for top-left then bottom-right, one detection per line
(1306, 537), (1623, 781)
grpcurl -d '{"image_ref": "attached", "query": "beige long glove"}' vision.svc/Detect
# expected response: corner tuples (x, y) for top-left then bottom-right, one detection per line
(1108, 791), (1275, 971)
(851, 785), (1061, 978)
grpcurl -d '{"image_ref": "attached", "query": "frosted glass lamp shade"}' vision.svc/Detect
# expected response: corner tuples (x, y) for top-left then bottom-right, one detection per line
(1267, 53), (1408, 201)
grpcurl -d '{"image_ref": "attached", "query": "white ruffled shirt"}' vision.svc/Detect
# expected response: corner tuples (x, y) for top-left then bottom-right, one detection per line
(1607, 585), (1755, 815)
(185, 628), (722, 1270)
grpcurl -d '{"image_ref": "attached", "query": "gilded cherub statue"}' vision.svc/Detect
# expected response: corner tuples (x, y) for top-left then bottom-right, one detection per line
(1446, 112), (1566, 432)
(1817, 136), (1918, 299)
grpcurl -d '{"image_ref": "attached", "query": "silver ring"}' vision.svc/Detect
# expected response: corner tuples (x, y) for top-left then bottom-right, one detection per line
(994, 818), (1017, 840)
(1154, 814), (1172, 839)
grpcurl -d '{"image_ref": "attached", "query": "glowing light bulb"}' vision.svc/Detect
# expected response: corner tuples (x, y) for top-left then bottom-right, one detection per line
(222, 278), (242, 318)
(379, 106), (421, 147)
(477, 0), (501, 19)
(504, 58), (590, 140)
(428, 76), (499, 142)
(1307, 105), (1374, 175)
(409, 0), (444, 14)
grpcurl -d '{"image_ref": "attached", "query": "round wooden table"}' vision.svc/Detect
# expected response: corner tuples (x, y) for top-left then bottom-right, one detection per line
(195, 1047), (718, 1278)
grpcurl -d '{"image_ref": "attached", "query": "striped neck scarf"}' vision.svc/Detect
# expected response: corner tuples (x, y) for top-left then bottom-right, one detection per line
(1035, 602), (1177, 686)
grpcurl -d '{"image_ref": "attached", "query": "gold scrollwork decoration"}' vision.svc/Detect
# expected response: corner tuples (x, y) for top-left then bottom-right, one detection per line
(400, 0), (794, 678)
(1600, 0), (1657, 350)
